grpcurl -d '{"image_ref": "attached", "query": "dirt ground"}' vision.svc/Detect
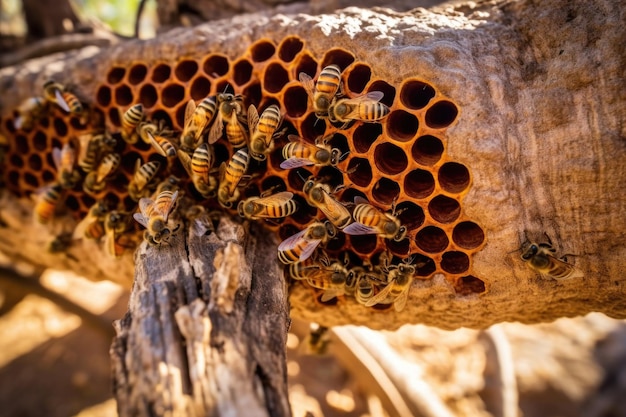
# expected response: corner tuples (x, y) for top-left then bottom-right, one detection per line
(0, 269), (625, 417)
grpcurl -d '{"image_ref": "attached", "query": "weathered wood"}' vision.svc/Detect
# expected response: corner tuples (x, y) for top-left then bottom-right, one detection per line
(110, 216), (291, 417)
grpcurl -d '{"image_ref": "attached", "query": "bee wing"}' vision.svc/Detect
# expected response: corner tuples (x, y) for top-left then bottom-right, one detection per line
(256, 191), (294, 206)
(104, 226), (117, 258)
(365, 281), (394, 307)
(319, 191), (351, 228)
(177, 149), (194, 177)
(393, 288), (409, 312)
(298, 239), (322, 262)
(280, 157), (314, 170)
(183, 99), (196, 127)
(287, 134), (305, 143)
(191, 216), (213, 237)
(72, 212), (95, 239)
(207, 112), (224, 144)
(247, 104), (259, 135)
(320, 288), (343, 302)
(298, 72), (315, 97)
(137, 197), (154, 217)
(52, 147), (63, 171)
(54, 89), (71, 112)
(133, 212), (149, 229)
(342, 222), (378, 236)
(96, 157), (115, 182)
(353, 196), (369, 205)
(277, 227), (308, 252)
(161, 190), (179, 222)
(145, 130), (168, 157)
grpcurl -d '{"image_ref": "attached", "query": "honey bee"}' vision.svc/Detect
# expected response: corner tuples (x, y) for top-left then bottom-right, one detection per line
(299, 64), (342, 118)
(181, 204), (216, 237)
(42, 80), (71, 113)
(302, 178), (351, 230)
(180, 97), (217, 153)
(350, 262), (387, 306)
(83, 152), (121, 196)
(128, 159), (161, 201)
(355, 273), (377, 306)
(237, 191), (298, 220)
(277, 220), (336, 264)
(365, 259), (416, 311)
(305, 254), (349, 302)
(177, 143), (217, 198)
(138, 120), (176, 157)
(103, 210), (131, 258)
(343, 198), (407, 242)
(61, 91), (84, 115)
(217, 147), (250, 208)
(280, 134), (342, 169)
(327, 91), (390, 127)
(288, 258), (323, 281)
(52, 143), (81, 189)
(77, 132), (117, 173)
(72, 200), (109, 240)
(14, 96), (46, 131)
(248, 104), (283, 161)
(33, 183), (64, 224)
(120, 104), (144, 144)
(208, 93), (247, 147)
(520, 238), (583, 280)
(154, 175), (181, 196)
(133, 190), (180, 246)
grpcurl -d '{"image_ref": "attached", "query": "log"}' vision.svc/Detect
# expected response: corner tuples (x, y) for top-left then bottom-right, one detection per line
(110, 216), (291, 417)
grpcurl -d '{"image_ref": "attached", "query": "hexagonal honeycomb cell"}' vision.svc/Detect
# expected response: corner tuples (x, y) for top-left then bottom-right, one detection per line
(0, 36), (487, 308)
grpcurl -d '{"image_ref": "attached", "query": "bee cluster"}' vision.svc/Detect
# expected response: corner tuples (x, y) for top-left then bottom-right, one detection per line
(1, 37), (489, 309)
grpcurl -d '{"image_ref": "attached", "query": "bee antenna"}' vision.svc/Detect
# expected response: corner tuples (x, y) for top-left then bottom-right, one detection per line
(339, 150), (350, 161)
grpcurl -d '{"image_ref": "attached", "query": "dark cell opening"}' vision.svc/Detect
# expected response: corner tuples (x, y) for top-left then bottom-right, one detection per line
(42, 169), (55, 183)
(96, 86), (112, 107)
(386, 238), (410, 257)
(263, 63), (289, 94)
(454, 275), (486, 295)
(242, 82), (263, 109)
(349, 234), (378, 255)
(339, 187), (367, 205)
(203, 54), (230, 77)
(374, 143), (408, 175)
(108, 107), (121, 127)
(441, 251), (470, 274)
(174, 60), (198, 82)
(290, 195), (317, 225)
(151, 109), (173, 127)
(294, 53), (318, 82)
(233, 59), (253, 86)
(347, 158), (372, 187)
(372, 178), (400, 205)
(425, 100), (459, 128)
(190, 76), (212, 101)
(151, 64), (172, 83)
(352, 123), (381, 154)
(139, 84), (158, 108)
(278, 36), (304, 63)
(404, 169), (435, 199)
(346, 63), (371, 95)
(114, 84), (133, 106)
(175, 103), (186, 130)
(287, 168), (313, 193)
(7, 171), (20, 189)
(400, 79), (436, 109)
(325, 229), (346, 252)
(300, 112), (326, 140)
(65, 194), (80, 211)
(9, 154), (24, 168)
(15, 134), (30, 153)
(128, 64), (148, 85)
(250, 40), (276, 62)
(321, 49), (355, 72)
(24, 171), (39, 188)
(428, 195), (461, 224)
(415, 226), (448, 253)
(28, 154), (42, 170)
(414, 254), (436, 277)
(438, 162), (470, 194)
(386, 110), (418, 142)
(412, 135), (443, 166)
(52, 118), (67, 137)
(32, 131), (48, 151)
(368, 80), (396, 107)
(452, 221), (485, 250)
(161, 84), (186, 108)
(395, 201), (425, 231)
(107, 67), (126, 84)
(283, 85), (308, 118)
(279, 223), (300, 241)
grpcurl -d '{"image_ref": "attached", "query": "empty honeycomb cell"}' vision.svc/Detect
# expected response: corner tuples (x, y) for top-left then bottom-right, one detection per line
(9, 154), (24, 168)
(339, 187), (367, 205)
(51, 138), (62, 149)
(7, 171), (19, 188)
(416, 226), (449, 253)
(428, 195), (461, 223)
(412, 135), (443, 166)
(438, 162), (470, 194)
(233, 59), (253, 86)
(139, 84), (158, 108)
(425, 100), (459, 128)
(346, 63), (371, 95)
(96, 86), (112, 107)
(42, 169), (55, 183)
(15, 134), (29, 153)
(32, 131), (48, 151)
(151, 64), (172, 83)
(161, 84), (186, 108)
(400, 79), (436, 109)
(107, 67), (126, 84)
(349, 234), (377, 255)
(300, 112), (326, 140)
(108, 107), (121, 127)
(374, 142), (408, 175)
(404, 169), (435, 199)
(287, 168), (313, 193)
(452, 221), (485, 250)
(325, 230), (346, 252)
(386, 238), (410, 257)
(114, 84), (133, 106)
(277, 36), (303, 63)
(128, 64), (148, 85)
(372, 178), (400, 205)
(260, 175), (287, 193)
(368, 80), (396, 107)
(121, 151), (143, 176)
(243, 83), (262, 108)
(395, 201), (425, 230)
(294, 53), (318, 81)
(174, 60), (198, 82)
(24, 172), (38, 188)
(321, 48), (355, 71)
(441, 251), (470, 274)
(329, 133), (350, 160)
(386, 109), (418, 142)
(203, 54), (229, 77)
(69, 116), (86, 131)
(454, 276), (486, 295)
(279, 223), (300, 241)
(65, 194), (80, 212)
(53, 118), (68, 137)
(27, 154), (42, 171)
(175, 104), (186, 129)
(263, 63), (289, 94)
(414, 254), (436, 277)
(283, 85), (308, 118)
(250, 39), (276, 62)
(352, 123), (382, 153)
(190, 76), (212, 100)
(347, 158), (372, 187)
(290, 196), (317, 225)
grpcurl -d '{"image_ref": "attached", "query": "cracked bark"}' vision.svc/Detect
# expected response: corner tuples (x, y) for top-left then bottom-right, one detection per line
(110, 216), (291, 417)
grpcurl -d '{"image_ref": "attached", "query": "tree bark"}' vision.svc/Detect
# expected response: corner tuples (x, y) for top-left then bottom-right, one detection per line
(110, 216), (291, 417)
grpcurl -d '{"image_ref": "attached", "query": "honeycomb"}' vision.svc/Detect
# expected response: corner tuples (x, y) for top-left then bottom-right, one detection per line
(0, 36), (487, 304)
